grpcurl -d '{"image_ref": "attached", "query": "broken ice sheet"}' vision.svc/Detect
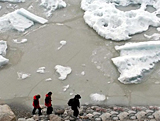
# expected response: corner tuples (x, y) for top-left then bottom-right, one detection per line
(17, 72), (30, 79)
(112, 41), (160, 84)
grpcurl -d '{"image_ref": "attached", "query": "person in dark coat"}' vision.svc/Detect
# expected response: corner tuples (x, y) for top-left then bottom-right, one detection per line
(45, 92), (53, 114)
(32, 94), (42, 115)
(68, 94), (81, 117)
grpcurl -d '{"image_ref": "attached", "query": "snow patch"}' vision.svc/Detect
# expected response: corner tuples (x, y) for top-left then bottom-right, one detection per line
(90, 93), (106, 102)
(112, 41), (160, 84)
(55, 65), (72, 80)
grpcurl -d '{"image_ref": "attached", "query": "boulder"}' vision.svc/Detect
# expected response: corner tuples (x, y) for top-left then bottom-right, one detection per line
(49, 114), (62, 121)
(0, 104), (16, 121)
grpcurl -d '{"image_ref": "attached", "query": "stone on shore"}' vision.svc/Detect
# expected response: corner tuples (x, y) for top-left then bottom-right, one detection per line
(0, 104), (16, 121)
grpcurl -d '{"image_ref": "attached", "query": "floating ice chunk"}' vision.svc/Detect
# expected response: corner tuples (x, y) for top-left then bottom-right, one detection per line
(81, 71), (85, 75)
(81, 0), (160, 41)
(13, 38), (27, 44)
(0, 40), (7, 56)
(90, 93), (106, 102)
(63, 84), (69, 92)
(144, 33), (160, 41)
(0, 6), (1, 9)
(37, 67), (45, 73)
(45, 78), (52, 81)
(17, 72), (30, 79)
(112, 41), (160, 84)
(70, 93), (73, 96)
(40, 0), (67, 17)
(0, 0), (25, 2)
(157, 28), (160, 31)
(0, 55), (9, 67)
(57, 40), (66, 50)
(55, 65), (72, 80)
(17, 8), (48, 24)
(0, 8), (47, 32)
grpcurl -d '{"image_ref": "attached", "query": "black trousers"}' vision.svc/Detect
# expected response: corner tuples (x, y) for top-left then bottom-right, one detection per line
(72, 107), (79, 117)
(32, 107), (42, 115)
(47, 106), (53, 114)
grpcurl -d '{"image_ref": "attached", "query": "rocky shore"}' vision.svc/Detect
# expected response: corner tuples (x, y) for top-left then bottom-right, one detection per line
(10, 104), (160, 121)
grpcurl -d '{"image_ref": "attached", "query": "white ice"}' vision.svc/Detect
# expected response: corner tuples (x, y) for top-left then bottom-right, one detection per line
(0, 8), (47, 32)
(57, 40), (67, 50)
(0, 40), (7, 56)
(55, 65), (72, 80)
(0, 55), (9, 67)
(37, 67), (45, 74)
(81, 0), (160, 41)
(13, 38), (28, 44)
(112, 41), (160, 84)
(17, 72), (30, 80)
(45, 78), (52, 82)
(0, 40), (9, 67)
(144, 33), (160, 41)
(90, 93), (106, 102)
(40, 0), (67, 17)
(157, 28), (160, 31)
(63, 84), (69, 92)
(0, 0), (25, 2)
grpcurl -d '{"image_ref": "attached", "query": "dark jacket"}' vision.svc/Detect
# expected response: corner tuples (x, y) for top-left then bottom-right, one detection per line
(45, 94), (52, 107)
(69, 98), (80, 109)
(33, 95), (40, 108)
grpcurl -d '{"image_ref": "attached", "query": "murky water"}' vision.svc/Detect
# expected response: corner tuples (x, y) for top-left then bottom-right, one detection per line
(0, 0), (160, 108)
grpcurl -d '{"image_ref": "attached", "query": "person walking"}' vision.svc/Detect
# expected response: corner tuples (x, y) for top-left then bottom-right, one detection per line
(68, 94), (81, 117)
(45, 92), (53, 114)
(32, 94), (42, 115)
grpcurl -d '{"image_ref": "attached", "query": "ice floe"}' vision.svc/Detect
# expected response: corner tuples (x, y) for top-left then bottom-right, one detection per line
(17, 72), (30, 79)
(157, 28), (160, 31)
(37, 67), (45, 74)
(0, 0), (25, 2)
(45, 78), (52, 82)
(13, 38), (28, 44)
(57, 40), (66, 50)
(81, 0), (160, 41)
(0, 8), (48, 32)
(40, 0), (67, 17)
(63, 84), (69, 92)
(144, 33), (160, 41)
(0, 40), (9, 67)
(90, 93), (106, 102)
(55, 65), (72, 80)
(112, 41), (160, 84)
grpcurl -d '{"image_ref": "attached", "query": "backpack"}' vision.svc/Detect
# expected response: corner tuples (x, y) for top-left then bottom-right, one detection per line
(68, 99), (74, 106)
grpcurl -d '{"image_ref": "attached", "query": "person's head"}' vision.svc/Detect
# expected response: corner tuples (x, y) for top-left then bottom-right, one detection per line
(75, 94), (81, 99)
(36, 95), (40, 99)
(48, 92), (52, 96)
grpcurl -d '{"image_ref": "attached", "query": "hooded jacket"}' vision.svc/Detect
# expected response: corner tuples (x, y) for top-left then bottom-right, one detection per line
(33, 95), (40, 108)
(45, 94), (52, 107)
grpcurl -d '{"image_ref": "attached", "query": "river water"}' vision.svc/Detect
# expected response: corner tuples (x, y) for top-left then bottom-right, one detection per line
(0, 0), (160, 108)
